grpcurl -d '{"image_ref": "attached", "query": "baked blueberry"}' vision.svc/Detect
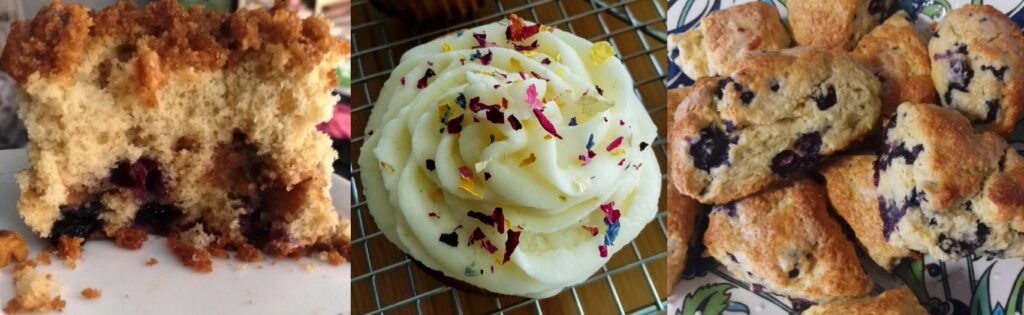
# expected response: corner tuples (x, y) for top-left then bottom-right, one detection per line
(689, 125), (731, 171)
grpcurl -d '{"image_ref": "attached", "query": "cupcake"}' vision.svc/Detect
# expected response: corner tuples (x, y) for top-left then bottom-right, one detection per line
(370, 0), (487, 22)
(359, 15), (660, 298)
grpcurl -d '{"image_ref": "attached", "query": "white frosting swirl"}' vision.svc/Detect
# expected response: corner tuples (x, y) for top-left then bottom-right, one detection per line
(359, 17), (660, 298)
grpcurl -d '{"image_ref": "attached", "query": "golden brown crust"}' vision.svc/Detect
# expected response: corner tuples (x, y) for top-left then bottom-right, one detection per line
(0, 230), (29, 268)
(805, 287), (926, 315)
(981, 149), (1024, 231)
(703, 179), (872, 302)
(167, 236), (213, 273)
(0, 1), (91, 83)
(819, 154), (915, 269)
(1, 0), (346, 84)
(55, 235), (83, 269)
(851, 12), (935, 115)
(667, 180), (698, 290)
(910, 103), (1005, 210)
(667, 87), (690, 128)
(700, 2), (791, 75)
(788, 0), (859, 49)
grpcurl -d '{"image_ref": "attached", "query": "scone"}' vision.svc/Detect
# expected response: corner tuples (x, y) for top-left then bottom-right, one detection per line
(669, 47), (881, 204)
(788, 0), (894, 50)
(666, 179), (699, 289)
(0, 1), (349, 258)
(703, 179), (873, 302)
(359, 15), (660, 298)
(851, 11), (935, 116)
(929, 4), (1024, 135)
(875, 102), (1024, 260)
(819, 154), (915, 270)
(804, 287), (926, 315)
(668, 2), (791, 79)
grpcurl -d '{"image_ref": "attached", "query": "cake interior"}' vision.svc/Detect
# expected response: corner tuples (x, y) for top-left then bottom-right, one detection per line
(2, 1), (350, 266)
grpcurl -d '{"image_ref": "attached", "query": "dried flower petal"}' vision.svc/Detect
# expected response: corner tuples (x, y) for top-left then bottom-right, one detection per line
(468, 227), (486, 246)
(417, 68), (436, 89)
(533, 109), (562, 139)
(519, 153), (536, 166)
(606, 136), (623, 152)
(508, 115), (522, 130)
(600, 202), (621, 224)
(446, 114), (464, 134)
(582, 225), (598, 236)
(467, 211), (495, 226)
(492, 208), (505, 233)
(598, 244), (608, 257)
(442, 42), (452, 52)
(503, 230), (521, 263)
(590, 41), (615, 65)
(506, 14), (541, 41)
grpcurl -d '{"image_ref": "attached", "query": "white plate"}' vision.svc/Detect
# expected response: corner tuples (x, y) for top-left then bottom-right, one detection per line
(0, 149), (350, 315)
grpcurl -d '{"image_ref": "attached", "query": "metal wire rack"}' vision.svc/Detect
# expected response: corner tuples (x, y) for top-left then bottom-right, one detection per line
(350, 0), (669, 313)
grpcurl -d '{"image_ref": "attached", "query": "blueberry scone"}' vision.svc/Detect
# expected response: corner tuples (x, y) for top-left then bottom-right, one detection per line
(851, 11), (934, 116)
(876, 103), (1024, 260)
(667, 179), (699, 289)
(929, 5), (1024, 135)
(804, 287), (926, 315)
(819, 154), (915, 270)
(788, 0), (894, 50)
(703, 179), (873, 302)
(668, 2), (791, 79)
(669, 47), (881, 204)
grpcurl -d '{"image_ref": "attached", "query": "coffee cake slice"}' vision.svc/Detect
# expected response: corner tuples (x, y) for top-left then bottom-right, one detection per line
(1, 1), (349, 261)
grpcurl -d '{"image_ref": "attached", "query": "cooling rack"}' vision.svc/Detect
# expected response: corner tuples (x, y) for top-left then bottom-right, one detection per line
(350, 0), (668, 313)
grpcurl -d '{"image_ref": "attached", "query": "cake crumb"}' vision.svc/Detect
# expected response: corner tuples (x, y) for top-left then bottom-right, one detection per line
(0, 230), (29, 267)
(113, 226), (148, 250)
(208, 246), (228, 259)
(167, 237), (212, 273)
(303, 262), (315, 272)
(55, 236), (83, 270)
(145, 258), (158, 266)
(3, 265), (65, 313)
(35, 252), (50, 266)
(235, 244), (262, 262)
(326, 250), (345, 266)
(81, 288), (101, 300)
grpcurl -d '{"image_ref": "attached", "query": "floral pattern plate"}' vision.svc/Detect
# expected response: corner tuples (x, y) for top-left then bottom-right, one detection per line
(666, 0), (1024, 314)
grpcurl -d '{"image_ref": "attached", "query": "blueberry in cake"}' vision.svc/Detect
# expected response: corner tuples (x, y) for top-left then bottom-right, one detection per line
(788, 0), (895, 50)
(669, 47), (881, 204)
(703, 179), (873, 302)
(929, 5), (1024, 136)
(667, 2), (791, 79)
(0, 1), (350, 265)
(875, 102), (1024, 260)
(819, 154), (915, 270)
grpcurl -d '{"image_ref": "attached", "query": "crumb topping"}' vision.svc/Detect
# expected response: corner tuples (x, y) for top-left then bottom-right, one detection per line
(166, 237), (212, 273)
(81, 288), (101, 300)
(113, 226), (148, 250)
(0, 0), (346, 83)
(235, 243), (262, 262)
(0, 230), (29, 268)
(55, 236), (83, 270)
(145, 257), (158, 266)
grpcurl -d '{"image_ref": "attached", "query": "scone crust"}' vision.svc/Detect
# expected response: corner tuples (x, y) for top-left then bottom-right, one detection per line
(819, 154), (913, 269)
(804, 287), (927, 315)
(700, 2), (791, 75)
(878, 103), (1024, 259)
(929, 4), (1024, 135)
(789, 0), (890, 50)
(669, 47), (880, 204)
(703, 179), (872, 302)
(667, 181), (698, 289)
(851, 11), (935, 115)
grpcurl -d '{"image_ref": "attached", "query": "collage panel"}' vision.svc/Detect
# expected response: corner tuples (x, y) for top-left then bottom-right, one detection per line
(349, 0), (670, 313)
(667, 0), (1024, 314)
(0, 0), (351, 314)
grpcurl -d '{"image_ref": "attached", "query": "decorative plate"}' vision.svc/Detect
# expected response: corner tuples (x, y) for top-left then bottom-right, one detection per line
(666, 0), (1024, 314)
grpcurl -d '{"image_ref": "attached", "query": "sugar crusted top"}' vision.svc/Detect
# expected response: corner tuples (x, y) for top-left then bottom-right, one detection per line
(0, 0), (349, 83)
